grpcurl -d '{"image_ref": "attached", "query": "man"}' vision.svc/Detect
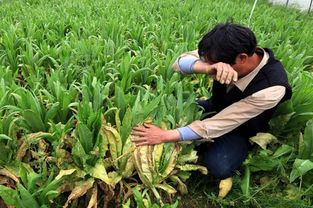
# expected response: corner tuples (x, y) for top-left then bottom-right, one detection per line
(131, 23), (292, 196)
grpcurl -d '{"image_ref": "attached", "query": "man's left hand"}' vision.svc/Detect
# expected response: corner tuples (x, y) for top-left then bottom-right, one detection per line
(131, 124), (180, 146)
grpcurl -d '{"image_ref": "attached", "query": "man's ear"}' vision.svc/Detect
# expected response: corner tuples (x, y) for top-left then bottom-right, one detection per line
(236, 53), (248, 64)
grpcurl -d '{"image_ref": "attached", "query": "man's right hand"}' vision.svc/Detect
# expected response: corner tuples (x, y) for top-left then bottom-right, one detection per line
(206, 62), (238, 84)
(192, 60), (238, 85)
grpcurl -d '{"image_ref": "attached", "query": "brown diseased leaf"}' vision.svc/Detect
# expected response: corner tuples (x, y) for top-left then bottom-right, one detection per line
(63, 178), (94, 208)
(87, 184), (98, 208)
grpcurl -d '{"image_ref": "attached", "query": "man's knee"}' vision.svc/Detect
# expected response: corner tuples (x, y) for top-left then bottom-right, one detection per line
(199, 133), (250, 179)
(206, 162), (235, 179)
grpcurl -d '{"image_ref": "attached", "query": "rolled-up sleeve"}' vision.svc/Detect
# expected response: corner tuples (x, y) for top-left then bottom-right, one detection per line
(177, 126), (202, 141)
(172, 50), (199, 73)
(178, 56), (199, 74)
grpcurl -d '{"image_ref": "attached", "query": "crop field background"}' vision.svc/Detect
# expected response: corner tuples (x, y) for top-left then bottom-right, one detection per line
(0, 0), (313, 207)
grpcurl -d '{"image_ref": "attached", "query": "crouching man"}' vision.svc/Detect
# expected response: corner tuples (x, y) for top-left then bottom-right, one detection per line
(132, 22), (292, 197)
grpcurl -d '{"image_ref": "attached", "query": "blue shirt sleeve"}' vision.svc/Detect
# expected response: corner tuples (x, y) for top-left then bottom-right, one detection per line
(178, 56), (199, 74)
(177, 126), (202, 141)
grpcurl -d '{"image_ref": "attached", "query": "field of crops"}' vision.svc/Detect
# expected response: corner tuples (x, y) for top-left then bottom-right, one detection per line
(0, 0), (313, 207)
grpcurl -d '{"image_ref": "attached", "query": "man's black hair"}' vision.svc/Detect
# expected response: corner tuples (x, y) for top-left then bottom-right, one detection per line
(198, 23), (257, 65)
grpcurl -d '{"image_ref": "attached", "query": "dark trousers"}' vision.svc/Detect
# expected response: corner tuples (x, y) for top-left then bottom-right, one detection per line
(196, 99), (251, 179)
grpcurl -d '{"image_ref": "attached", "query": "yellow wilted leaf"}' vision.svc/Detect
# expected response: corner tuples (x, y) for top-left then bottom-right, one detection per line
(107, 171), (122, 186)
(133, 146), (153, 187)
(160, 145), (181, 178)
(102, 124), (122, 162)
(0, 168), (19, 183)
(90, 161), (115, 186)
(139, 145), (153, 184)
(147, 145), (156, 175)
(259, 176), (270, 186)
(144, 118), (153, 124)
(55, 169), (76, 181)
(177, 149), (198, 164)
(16, 140), (28, 160)
(160, 122), (168, 130)
(218, 177), (233, 198)
(118, 137), (135, 169)
(152, 143), (164, 173)
(170, 175), (188, 194)
(122, 157), (135, 178)
(115, 109), (121, 133)
(155, 183), (177, 194)
(249, 133), (277, 150)
(99, 116), (109, 156)
(176, 164), (208, 175)
(286, 184), (299, 200)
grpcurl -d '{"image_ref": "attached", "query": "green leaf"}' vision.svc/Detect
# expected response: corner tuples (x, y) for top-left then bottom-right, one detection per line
(115, 85), (126, 119)
(248, 150), (278, 172)
(300, 119), (313, 160)
(1, 112), (19, 137)
(27, 172), (41, 193)
(133, 188), (145, 208)
(176, 171), (192, 182)
(17, 183), (40, 208)
(37, 168), (71, 204)
(72, 139), (87, 168)
(0, 185), (17, 206)
(122, 199), (131, 208)
(290, 159), (313, 183)
(142, 95), (161, 119)
(121, 107), (132, 145)
(45, 190), (59, 201)
(0, 134), (12, 141)
(44, 102), (60, 123)
(240, 165), (251, 198)
(77, 123), (93, 153)
(163, 200), (179, 208)
(273, 144), (293, 158)
(23, 109), (46, 132)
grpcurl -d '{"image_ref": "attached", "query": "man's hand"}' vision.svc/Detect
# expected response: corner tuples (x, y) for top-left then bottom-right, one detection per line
(206, 62), (238, 84)
(193, 60), (238, 84)
(131, 124), (180, 146)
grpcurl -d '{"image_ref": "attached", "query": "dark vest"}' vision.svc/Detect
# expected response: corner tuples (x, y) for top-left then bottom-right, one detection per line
(209, 48), (292, 138)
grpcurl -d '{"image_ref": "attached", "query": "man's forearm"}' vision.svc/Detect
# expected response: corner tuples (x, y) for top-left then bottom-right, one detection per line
(192, 59), (214, 75)
(164, 129), (181, 143)
(174, 54), (237, 84)
(176, 55), (211, 75)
